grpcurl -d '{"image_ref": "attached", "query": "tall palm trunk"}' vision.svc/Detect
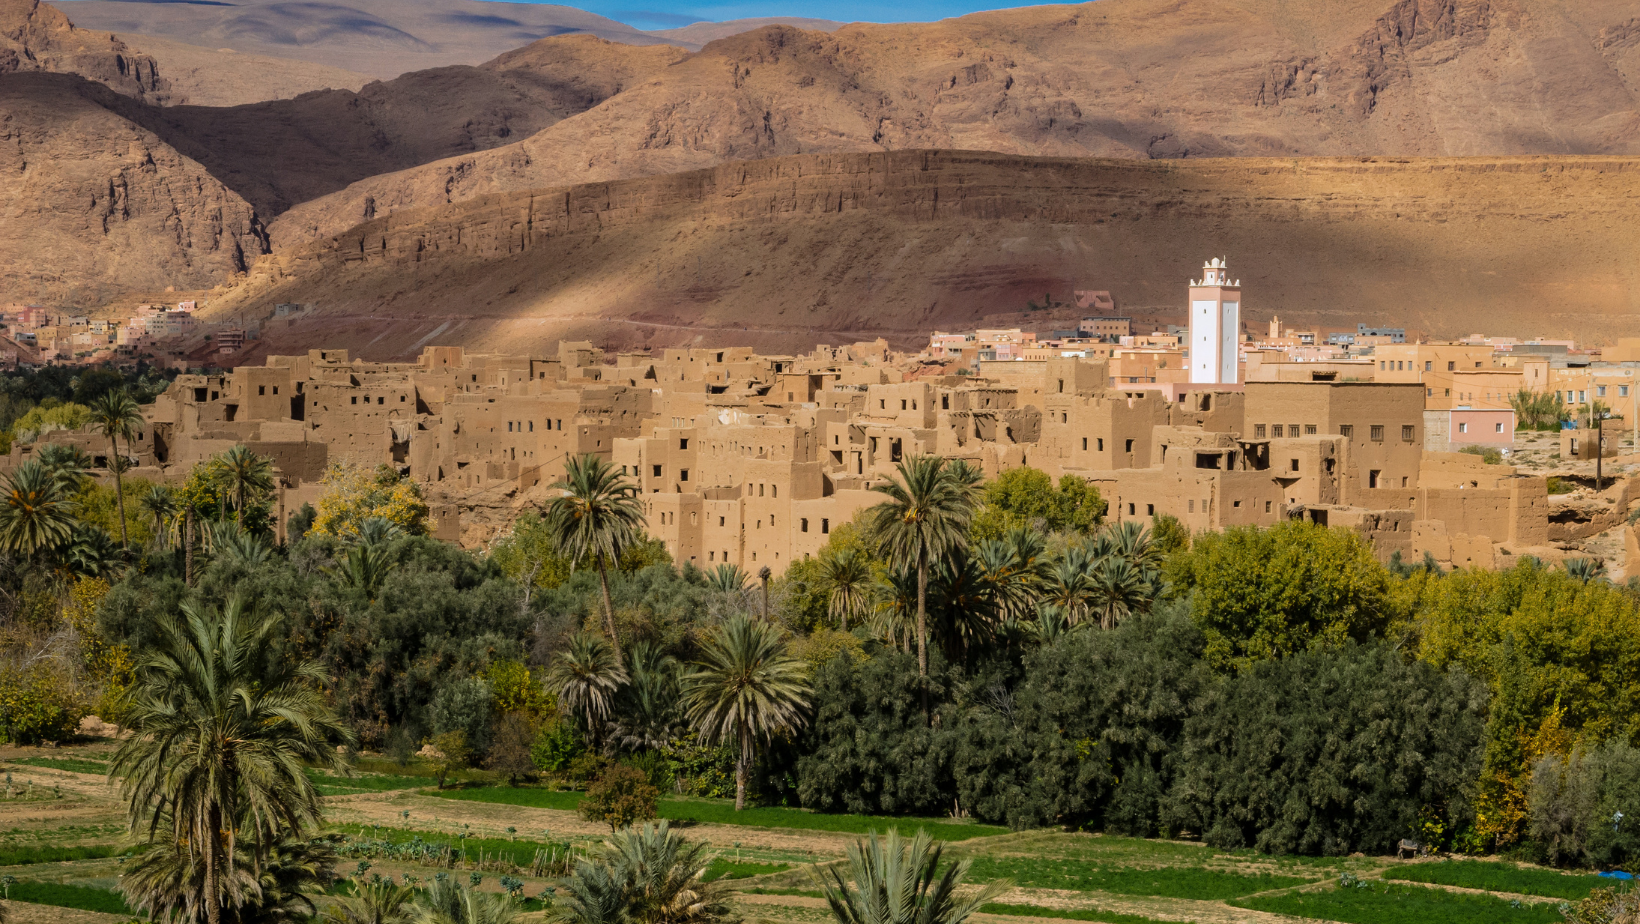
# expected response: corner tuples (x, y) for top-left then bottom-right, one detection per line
(916, 545), (930, 722)
(110, 433), (129, 550)
(597, 559), (622, 667)
(185, 508), (195, 586)
(736, 728), (750, 811)
(204, 805), (222, 924)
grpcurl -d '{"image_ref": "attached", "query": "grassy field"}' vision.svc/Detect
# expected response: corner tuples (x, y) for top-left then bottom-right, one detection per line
(432, 787), (1007, 840)
(1234, 880), (1565, 924)
(0, 844), (127, 866)
(3, 880), (136, 915)
(1384, 858), (1604, 900)
(7, 756), (110, 775)
(306, 767), (436, 796)
(981, 903), (1192, 924)
(965, 856), (1309, 899)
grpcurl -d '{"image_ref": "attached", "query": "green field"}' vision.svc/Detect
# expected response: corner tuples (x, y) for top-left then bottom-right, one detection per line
(0, 843), (127, 866)
(431, 788), (1006, 840)
(705, 859), (792, 880)
(1234, 881), (1564, 924)
(333, 823), (572, 868)
(965, 856), (1310, 900)
(981, 903), (1191, 924)
(2, 879), (137, 916)
(1384, 859), (1604, 900)
(305, 768), (435, 796)
(7, 756), (111, 775)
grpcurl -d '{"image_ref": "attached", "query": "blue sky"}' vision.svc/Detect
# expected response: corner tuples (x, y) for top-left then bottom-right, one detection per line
(573, 0), (1048, 30)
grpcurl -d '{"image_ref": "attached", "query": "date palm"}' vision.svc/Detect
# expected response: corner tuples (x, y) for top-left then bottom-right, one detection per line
(413, 876), (523, 924)
(109, 594), (352, 924)
(216, 445), (275, 521)
(545, 454), (646, 665)
(681, 615), (810, 811)
(870, 457), (977, 680)
(815, 829), (1005, 924)
(35, 443), (92, 490)
(547, 631), (629, 749)
(1042, 545), (1096, 626)
(0, 461), (76, 559)
(140, 484), (177, 551)
(816, 548), (872, 632)
(552, 822), (733, 924)
(89, 389), (143, 549)
(1087, 555), (1150, 630)
(326, 877), (416, 924)
(123, 829), (337, 924)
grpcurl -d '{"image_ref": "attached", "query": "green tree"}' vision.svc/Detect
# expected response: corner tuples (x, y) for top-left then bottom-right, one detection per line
(1167, 521), (1393, 671)
(681, 615), (810, 810)
(971, 467), (1105, 540)
(215, 445), (276, 521)
(815, 829), (1005, 924)
(0, 461), (75, 559)
(870, 456), (977, 680)
(139, 484), (176, 551)
(579, 764), (660, 831)
(816, 548), (872, 631)
(122, 831), (337, 924)
(109, 594), (352, 924)
(545, 455), (647, 665)
(88, 389), (143, 550)
(547, 632), (629, 749)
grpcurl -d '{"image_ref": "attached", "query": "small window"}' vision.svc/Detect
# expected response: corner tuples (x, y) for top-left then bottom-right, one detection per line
(1125, 439), (1134, 452)
(1188, 500), (1194, 512)
(719, 517), (726, 527)
(1265, 501), (1272, 513)
(653, 464), (663, 477)
(680, 469), (690, 482)
(351, 396), (358, 405)
(1458, 422), (1468, 433)
(1370, 425), (1385, 441)
(1402, 425), (1415, 441)
(378, 396), (385, 405)
(1097, 438), (1105, 451)
(1254, 424), (1267, 438)
(822, 518), (830, 533)
(772, 485), (777, 498)
(1127, 503), (1136, 515)
(1272, 424), (1283, 438)
(1082, 438), (1088, 450)
(1305, 425), (1317, 435)
(1369, 469), (1382, 488)
(1495, 422), (1504, 433)
(1290, 458), (1300, 472)
(901, 399), (907, 410)
(680, 438), (689, 449)
(1447, 361), (1455, 371)
(1424, 361), (1432, 371)
(1146, 504), (1154, 516)
(1340, 425), (1353, 437)
(399, 395), (405, 402)
(1622, 386), (1631, 398)
(258, 385), (266, 396)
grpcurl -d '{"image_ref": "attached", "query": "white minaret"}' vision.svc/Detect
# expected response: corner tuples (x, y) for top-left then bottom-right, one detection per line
(1188, 257), (1240, 384)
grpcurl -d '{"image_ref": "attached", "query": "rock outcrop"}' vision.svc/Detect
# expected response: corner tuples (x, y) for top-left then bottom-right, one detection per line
(0, 73), (267, 307)
(207, 151), (1640, 358)
(0, 0), (169, 101)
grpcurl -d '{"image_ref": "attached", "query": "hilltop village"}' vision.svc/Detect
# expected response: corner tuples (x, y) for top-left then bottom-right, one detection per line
(6, 260), (1640, 574)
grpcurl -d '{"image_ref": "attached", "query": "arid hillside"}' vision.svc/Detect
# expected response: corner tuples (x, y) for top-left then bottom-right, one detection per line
(0, 73), (266, 307)
(271, 0), (1640, 244)
(1, 0), (168, 99)
(205, 151), (1640, 359)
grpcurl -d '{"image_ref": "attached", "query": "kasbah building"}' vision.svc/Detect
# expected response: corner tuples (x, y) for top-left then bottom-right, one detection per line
(11, 258), (1640, 576)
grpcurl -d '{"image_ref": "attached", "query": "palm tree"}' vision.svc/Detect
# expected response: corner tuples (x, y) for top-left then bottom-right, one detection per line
(216, 445), (275, 521)
(0, 461), (76, 558)
(544, 454), (647, 665)
(1566, 557), (1607, 584)
(680, 615), (810, 811)
(326, 877), (416, 924)
(975, 528), (1048, 626)
(139, 484), (177, 551)
(109, 594), (353, 924)
(1042, 544), (1096, 626)
(65, 524), (122, 579)
(815, 829), (1006, 924)
(35, 443), (92, 490)
(123, 830), (337, 924)
(816, 548), (872, 632)
(870, 566), (919, 653)
(413, 877), (523, 924)
(88, 389), (143, 550)
(552, 822), (733, 924)
(327, 542), (399, 601)
(1086, 555), (1149, 630)
(869, 456), (977, 679)
(356, 516), (405, 546)
(547, 631), (629, 749)
(610, 640), (682, 753)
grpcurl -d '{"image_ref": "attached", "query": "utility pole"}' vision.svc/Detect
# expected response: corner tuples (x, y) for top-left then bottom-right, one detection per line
(1597, 412), (1604, 492)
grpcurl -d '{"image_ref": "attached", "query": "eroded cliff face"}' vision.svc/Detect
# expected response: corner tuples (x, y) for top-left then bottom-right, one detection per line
(0, 0), (169, 101)
(209, 151), (1640, 358)
(268, 0), (1640, 245)
(0, 74), (266, 307)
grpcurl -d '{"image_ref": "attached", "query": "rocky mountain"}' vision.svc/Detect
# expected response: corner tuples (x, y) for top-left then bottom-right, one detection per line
(119, 33), (371, 106)
(268, 0), (1640, 245)
(205, 151), (1640, 358)
(56, 0), (842, 77)
(0, 73), (266, 307)
(1, 0), (168, 99)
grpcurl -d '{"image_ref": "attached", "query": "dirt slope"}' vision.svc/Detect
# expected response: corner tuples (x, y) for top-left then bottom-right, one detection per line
(205, 151), (1640, 360)
(0, 72), (267, 307)
(119, 33), (373, 106)
(268, 0), (1640, 245)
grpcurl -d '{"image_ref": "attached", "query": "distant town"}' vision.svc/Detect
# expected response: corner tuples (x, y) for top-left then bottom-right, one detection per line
(4, 259), (1635, 574)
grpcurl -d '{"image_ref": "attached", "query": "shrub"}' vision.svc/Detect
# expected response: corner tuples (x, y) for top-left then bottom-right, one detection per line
(0, 665), (85, 745)
(1459, 445), (1504, 465)
(580, 764), (659, 831)
(531, 719), (584, 774)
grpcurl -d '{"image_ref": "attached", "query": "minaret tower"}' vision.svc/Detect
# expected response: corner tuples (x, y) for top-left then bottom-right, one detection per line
(1189, 257), (1241, 384)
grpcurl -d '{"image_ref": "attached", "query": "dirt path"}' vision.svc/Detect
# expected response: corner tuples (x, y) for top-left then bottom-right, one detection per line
(0, 901), (127, 924)
(735, 889), (1314, 924)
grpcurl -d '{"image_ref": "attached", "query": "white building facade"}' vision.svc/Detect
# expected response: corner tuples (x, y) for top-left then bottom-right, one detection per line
(1189, 257), (1241, 385)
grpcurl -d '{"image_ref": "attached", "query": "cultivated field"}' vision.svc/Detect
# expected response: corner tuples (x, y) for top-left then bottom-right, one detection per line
(0, 742), (1598, 924)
